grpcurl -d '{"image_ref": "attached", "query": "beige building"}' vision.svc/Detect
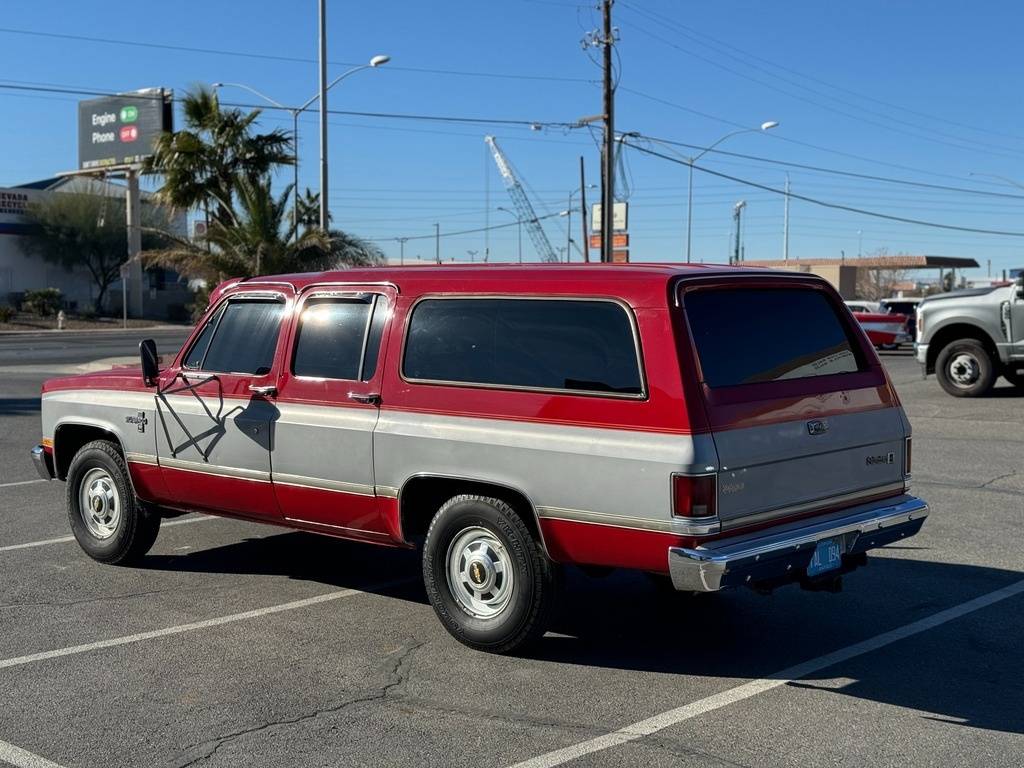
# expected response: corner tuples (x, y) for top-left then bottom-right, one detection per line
(742, 255), (980, 299)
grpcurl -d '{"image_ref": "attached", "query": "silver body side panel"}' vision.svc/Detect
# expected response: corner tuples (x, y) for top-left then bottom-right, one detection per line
(712, 406), (908, 525)
(272, 401), (379, 491)
(373, 409), (716, 522)
(41, 390), (159, 467)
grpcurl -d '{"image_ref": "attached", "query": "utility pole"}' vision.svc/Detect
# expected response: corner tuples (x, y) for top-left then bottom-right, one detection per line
(600, 0), (615, 264)
(579, 156), (589, 263)
(317, 0), (329, 230)
(566, 201), (572, 263)
(732, 200), (746, 265)
(397, 237), (408, 265)
(434, 223), (440, 263)
(783, 173), (790, 262)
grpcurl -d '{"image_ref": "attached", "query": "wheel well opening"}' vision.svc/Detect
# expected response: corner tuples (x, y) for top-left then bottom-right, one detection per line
(926, 324), (999, 373)
(399, 476), (542, 546)
(53, 424), (122, 480)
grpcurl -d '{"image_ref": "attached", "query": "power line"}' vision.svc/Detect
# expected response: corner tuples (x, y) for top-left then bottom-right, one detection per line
(0, 26), (594, 85)
(366, 210), (566, 243)
(618, 16), (1024, 161)
(622, 140), (1024, 237)
(617, 1), (1024, 144)
(0, 82), (580, 129)
(627, 132), (1024, 200)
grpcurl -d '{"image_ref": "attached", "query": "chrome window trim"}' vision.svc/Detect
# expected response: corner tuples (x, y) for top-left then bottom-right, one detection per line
(290, 291), (385, 383)
(399, 294), (648, 401)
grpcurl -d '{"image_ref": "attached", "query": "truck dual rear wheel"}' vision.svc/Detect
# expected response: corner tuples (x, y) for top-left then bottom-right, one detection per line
(66, 440), (161, 565)
(422, 494), (561, 654)
(935, 340), (996, 398)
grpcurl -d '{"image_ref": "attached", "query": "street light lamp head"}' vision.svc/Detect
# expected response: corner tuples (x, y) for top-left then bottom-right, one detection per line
(211, 82), (224, 88)
(369, 55), (391, 67)
(760, 121), (780, 131)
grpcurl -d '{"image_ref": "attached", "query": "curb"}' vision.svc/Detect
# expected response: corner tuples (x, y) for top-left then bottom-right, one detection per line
(0, 324), (189, 337)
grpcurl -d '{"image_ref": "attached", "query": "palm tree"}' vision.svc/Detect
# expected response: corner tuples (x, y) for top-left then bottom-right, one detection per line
(293, 188), (385, 267)
(142, 85), (293, 226)
(144, 177), (332, 281)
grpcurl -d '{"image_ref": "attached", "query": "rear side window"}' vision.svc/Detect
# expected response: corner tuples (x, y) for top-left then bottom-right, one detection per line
(191, 300), (285, 375)
(292, 296), (385, 381)
(403, 298), (643, 396)
(684, 288), (863, 387)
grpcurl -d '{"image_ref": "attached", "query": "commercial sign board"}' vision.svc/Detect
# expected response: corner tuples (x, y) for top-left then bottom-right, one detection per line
(78, 88), (173, 170)
(591, 202), (628, 232)
(588, 232), (629, 250)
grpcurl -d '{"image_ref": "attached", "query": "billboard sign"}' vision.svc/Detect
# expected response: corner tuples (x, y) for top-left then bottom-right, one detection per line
(78, 88), (172, 170)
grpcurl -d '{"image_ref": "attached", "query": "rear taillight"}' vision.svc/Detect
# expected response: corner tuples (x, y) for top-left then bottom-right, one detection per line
(672, 474), (717, 518)
(904, 437), (912, 477)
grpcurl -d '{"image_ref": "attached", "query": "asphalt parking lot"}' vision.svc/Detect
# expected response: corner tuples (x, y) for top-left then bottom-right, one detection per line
(1, 332), (1022, 768)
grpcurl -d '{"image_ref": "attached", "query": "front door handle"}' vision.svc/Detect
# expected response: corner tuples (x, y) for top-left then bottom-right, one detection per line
(348, 392), (381, 405)
(249, 385), (277, 397)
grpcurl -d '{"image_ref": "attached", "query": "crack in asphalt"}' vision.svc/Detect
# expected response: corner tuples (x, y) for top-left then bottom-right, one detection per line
(0, 587), (181, 611)
(165, 638), (424, 768)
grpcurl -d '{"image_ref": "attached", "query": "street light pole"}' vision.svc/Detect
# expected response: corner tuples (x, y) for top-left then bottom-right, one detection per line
(434, 223), (441, 263)
(318, 0), (329, 231)
(568, 183), (597, 262)
(214, 52), (389, 240)
(684, 121), (778, 263)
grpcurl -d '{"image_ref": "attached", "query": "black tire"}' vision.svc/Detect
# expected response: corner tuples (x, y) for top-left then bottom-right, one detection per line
(422, 494), (561, 654)
(1004, 368), (1024, 388)
(66, 439), (161, 565)
(935, 339), (996, 398)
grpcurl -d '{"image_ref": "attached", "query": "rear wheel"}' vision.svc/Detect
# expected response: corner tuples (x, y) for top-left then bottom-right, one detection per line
(422, 494), (561, 653)
(66, 440), (161, 564)
(935, 339), (996, 397)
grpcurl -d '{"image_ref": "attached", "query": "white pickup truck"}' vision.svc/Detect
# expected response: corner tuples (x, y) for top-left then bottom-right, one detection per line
(915, 276), (1024, 396)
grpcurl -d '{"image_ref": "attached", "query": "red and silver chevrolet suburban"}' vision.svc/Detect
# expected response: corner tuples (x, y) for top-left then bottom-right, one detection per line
(31, 264), (928, 653)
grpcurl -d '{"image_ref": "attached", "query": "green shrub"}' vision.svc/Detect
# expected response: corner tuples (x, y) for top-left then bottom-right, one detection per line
(23, 288), (63, 317)
(0, 305), (15, 323)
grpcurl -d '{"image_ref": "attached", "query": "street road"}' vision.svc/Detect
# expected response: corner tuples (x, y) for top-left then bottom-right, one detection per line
(0, 341), (1021, 768)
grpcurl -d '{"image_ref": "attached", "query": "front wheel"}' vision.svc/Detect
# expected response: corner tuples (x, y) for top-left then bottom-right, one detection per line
(935, 339), (996, 397)
(422, 494), (561, 654)
(66, 440), (161, 564)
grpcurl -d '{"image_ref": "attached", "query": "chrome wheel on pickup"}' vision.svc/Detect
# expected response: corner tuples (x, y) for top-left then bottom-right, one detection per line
(79, 467), (121, 539)
(935, 339), (995, 398)
(423, 494), (561, 654)
(66, 440), (161, 565)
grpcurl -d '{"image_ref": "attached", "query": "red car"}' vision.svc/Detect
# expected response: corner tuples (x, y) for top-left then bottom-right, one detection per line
(851, 310), (911, 349)
(33, 265), (926, 653)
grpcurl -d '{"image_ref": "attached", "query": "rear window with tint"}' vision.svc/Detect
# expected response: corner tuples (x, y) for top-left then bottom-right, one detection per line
(683, 288), (863, 387)
(403, 298), (643, 395)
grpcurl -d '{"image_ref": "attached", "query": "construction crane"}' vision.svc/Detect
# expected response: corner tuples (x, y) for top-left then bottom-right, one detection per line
(485, 135), (559, 263)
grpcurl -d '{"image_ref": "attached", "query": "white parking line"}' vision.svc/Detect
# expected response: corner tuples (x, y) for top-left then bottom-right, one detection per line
(0, 579), (408, 671)
(0, 738), (65, 768)
(0, 515), (216, 553)
(0, 479), (47, 489)
(509, 578), (1024, 768)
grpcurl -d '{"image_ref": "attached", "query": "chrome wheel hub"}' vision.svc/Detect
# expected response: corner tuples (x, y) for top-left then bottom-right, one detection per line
(949, 353), (980, 387)
(446, 527), (514, 619)
(79, 467), (120, 539)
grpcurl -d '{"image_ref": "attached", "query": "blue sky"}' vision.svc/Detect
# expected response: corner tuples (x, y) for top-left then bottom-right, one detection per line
(2, 0), (1024, 274)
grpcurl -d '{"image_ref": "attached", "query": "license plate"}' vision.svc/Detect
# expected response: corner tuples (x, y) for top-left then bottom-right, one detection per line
(807, 536), (844, 577)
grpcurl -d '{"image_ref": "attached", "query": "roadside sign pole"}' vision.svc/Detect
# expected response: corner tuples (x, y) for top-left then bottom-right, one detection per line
(125, 168), (143, 323)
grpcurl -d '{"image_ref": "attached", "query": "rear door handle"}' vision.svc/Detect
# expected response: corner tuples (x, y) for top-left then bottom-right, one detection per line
(249, 385), (277, 397)
(348, 392), (381, 405)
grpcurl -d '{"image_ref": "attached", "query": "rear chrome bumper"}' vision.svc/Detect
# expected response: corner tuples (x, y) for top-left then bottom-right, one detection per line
(31, 445), (55, 481)
(667, 495), (928, 592)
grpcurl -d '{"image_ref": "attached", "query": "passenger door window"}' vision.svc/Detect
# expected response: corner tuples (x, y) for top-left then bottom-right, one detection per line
(186, 300), (286, 375)
(292, 295), (385, 381)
